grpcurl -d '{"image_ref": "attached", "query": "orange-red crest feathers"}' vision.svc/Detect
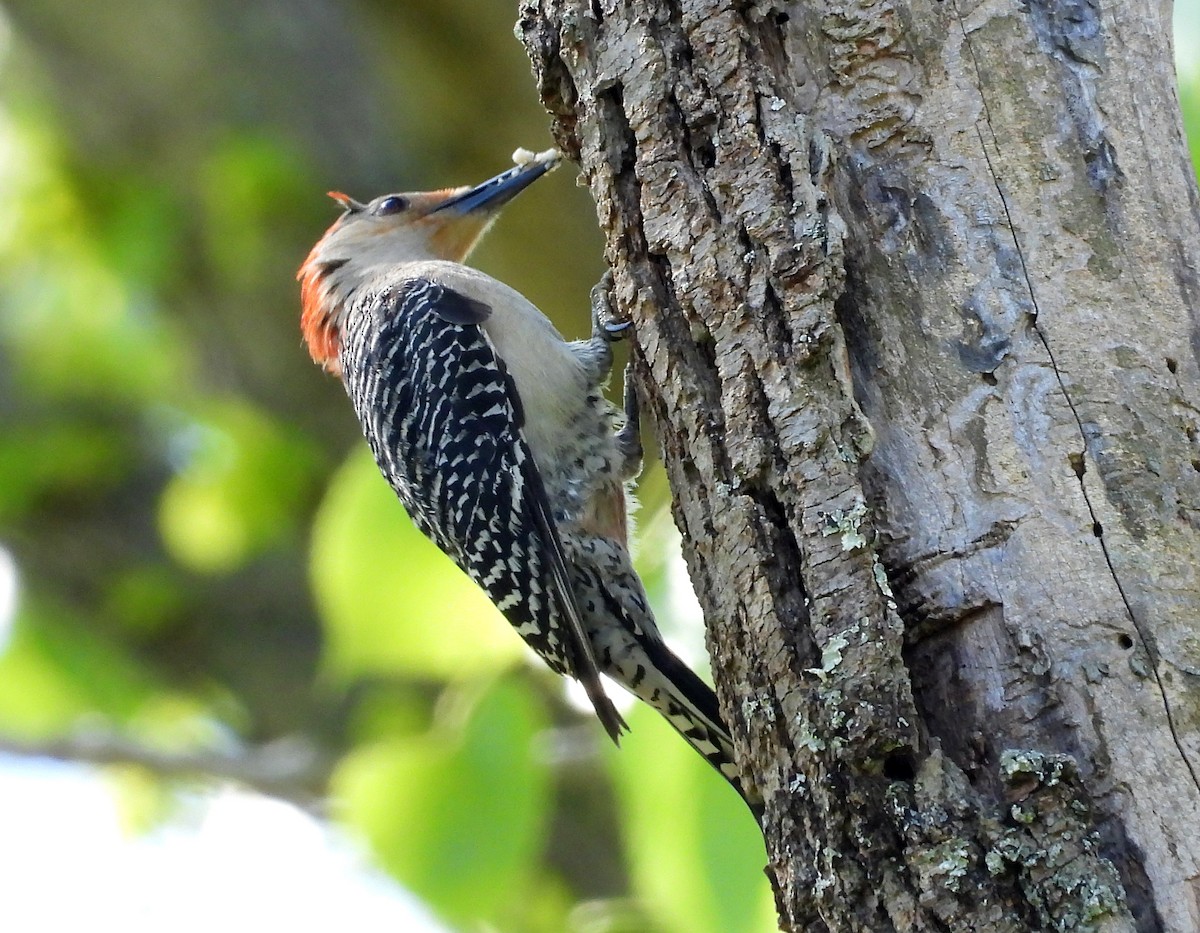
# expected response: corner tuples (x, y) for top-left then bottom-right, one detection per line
(297, 235), (343, 376)
(327, 191), (365, 213)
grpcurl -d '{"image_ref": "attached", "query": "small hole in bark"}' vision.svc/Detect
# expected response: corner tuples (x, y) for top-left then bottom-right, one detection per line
(883, 749), (917, 782)
(774, 10), (789, 24)
(1092, 521), (1103, 537)
(981, 372), (997, 386)
(1118, 633), (1134, 650)
(1167, 357), (1178, 374)
(1068, 452), (1085, 478)
(1191, 459), (1200, 473)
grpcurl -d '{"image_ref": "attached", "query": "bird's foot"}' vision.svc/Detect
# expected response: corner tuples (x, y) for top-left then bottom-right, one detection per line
(591, 271), (633, 343)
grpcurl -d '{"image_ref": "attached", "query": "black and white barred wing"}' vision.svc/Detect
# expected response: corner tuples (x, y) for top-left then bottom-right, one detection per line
(339, 277), (625, 741)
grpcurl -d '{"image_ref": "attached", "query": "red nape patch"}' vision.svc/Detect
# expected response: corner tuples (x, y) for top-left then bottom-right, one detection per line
(297, 248), (342, 376)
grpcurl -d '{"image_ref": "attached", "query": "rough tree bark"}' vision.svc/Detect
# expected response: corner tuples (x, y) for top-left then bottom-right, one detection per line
(520, 0), (1200, 930)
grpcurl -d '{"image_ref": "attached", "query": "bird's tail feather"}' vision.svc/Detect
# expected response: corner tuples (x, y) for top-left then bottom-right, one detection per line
(629, 633), (761, 811)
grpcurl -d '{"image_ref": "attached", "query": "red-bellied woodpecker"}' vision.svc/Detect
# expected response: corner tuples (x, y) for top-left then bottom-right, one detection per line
(299, 150), (753, 806)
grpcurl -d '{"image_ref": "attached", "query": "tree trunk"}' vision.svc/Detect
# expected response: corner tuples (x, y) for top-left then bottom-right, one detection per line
(519, 0), (1200, 929)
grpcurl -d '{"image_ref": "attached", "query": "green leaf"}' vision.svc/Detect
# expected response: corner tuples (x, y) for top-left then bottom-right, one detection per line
(157, 399), (321, 573)
(199, 134), (315, 289)
(609, 704), (775, 933)
(101, 564), (187, 638)
(0, 599), (162, 737)
(0, 420), (132, 523)
(310, 449), (524, 680)
(1181, 76), (1200, 174)
(334, 677), (551, 927)
(0, 116), (193, 406)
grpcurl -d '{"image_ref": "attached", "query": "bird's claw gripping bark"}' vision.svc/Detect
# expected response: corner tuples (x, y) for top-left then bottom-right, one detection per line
(605, 319), (633, 339)
(591, 271), (632, 343)
(615, 363), (643, 475)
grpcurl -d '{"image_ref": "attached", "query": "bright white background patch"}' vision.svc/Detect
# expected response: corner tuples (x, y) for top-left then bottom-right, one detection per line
(0, 546), (17, 653)
(0, 756), (448, 932)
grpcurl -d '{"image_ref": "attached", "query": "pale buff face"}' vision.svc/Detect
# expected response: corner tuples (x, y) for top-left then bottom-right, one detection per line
(298, 154), (560, 375)
(297, 189), (498, 373)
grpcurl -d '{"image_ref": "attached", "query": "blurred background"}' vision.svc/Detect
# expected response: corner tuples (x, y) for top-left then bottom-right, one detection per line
(0, 1), (773, 931)
(1, 2), (1197, 931)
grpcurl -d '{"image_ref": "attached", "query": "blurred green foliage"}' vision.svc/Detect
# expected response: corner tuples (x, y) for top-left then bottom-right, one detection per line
(312, 449), (524, 680)
(336, 678), (553, 927)
(0, 0), (772, 929)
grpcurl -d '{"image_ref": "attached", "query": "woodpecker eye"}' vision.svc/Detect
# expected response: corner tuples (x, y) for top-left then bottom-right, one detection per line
(375, 196), (409, 216)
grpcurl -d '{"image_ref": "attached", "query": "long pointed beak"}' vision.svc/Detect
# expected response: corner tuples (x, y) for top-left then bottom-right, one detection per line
(431, 150), (562, 217)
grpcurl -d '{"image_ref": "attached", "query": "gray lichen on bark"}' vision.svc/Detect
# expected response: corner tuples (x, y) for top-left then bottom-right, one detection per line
(519, 0), (1200, 928)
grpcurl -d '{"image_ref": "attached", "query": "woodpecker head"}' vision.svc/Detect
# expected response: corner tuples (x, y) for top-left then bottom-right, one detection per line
(299, 151), (561, 375)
